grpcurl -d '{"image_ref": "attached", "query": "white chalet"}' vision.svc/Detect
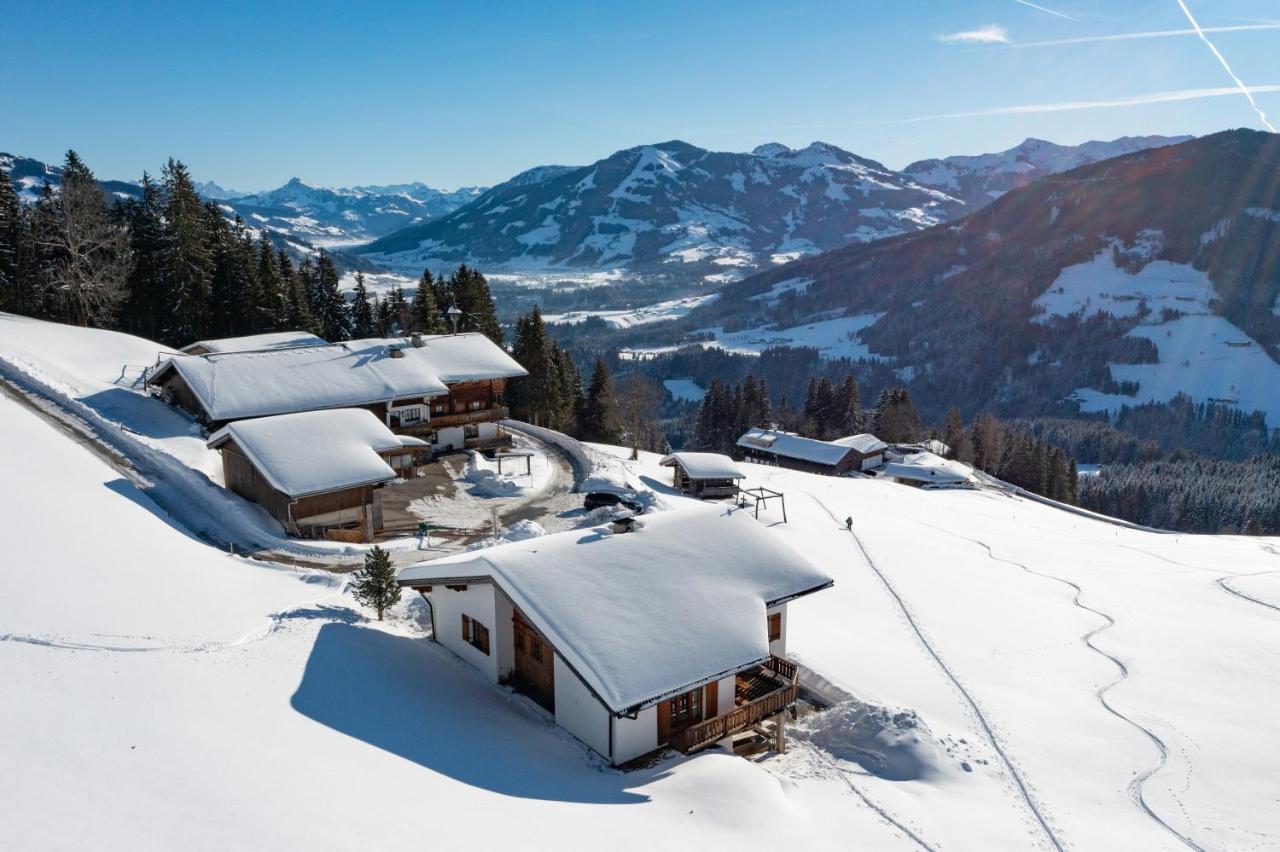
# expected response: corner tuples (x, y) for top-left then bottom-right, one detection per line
(397, 508), (833, 765)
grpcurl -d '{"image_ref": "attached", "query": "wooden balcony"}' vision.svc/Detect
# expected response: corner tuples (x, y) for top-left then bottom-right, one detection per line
(669, 655), (799, 754)
(428, 406), (509, 429)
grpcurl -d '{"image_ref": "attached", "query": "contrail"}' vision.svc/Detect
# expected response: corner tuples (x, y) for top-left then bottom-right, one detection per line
(898, 84), (1280, 122)
(1014, 0), (1076, 21)
(1176, 0), (1276, 131)
(1015, 22), (1280, 48)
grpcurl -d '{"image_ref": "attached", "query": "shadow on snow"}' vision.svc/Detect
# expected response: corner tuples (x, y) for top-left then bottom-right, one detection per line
(290, 621), (660, 804)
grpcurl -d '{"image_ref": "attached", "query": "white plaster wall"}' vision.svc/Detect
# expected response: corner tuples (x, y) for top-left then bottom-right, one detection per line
(768, 602), (788, 657)
(716, 674), (736, 716)
(493, 589), (515, 680)
(612, 707), (658, 764)
(428, 583), (500, 681)
(552, 654), (611, 760)
(434, 425), (465, 452)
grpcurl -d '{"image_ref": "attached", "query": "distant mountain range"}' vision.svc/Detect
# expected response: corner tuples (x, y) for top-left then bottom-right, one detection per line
(357, 135), (1190, 282)
(687, 130), (1280, 423)
(4, 133), (1192, 284)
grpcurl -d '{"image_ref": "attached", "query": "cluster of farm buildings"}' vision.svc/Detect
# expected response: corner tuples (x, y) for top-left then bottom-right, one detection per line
(143, 327), (971, 766)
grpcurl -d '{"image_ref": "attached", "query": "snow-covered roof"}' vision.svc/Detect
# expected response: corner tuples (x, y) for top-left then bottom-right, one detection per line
(882, 452), (973, 486)
(206, 408), (424, 498)
(831, 433), (889, 454)
(397, 507), (832, 714)
(156, 333), (526, 422)
(659, 452), (745, 480)
(736, 428), (854, 466)
(180, 331), (327, 354)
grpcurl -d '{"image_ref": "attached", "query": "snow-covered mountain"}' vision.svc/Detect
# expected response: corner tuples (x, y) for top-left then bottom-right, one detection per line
(224, 178), (486, 246)
(357, 140), (967, 281)
(1, 151), (145, 203)
(688, 130), (1280, 423)
(903, 135), (1191, 209)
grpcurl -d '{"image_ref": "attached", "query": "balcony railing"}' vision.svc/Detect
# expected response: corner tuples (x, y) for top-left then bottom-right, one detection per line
(669, 655), (798, 754)
(428, 406), (509, 428)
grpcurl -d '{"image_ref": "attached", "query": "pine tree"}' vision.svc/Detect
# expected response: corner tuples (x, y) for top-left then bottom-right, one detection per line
(549, 341), (583, 432)
(374, 292), (392, 337)
(446, 264), (503, 343)
(873, 387), (920, 443)
(943, 408), (972, 462)
(349, 272), (375, 338)
(314, 251), (350, 341)
(386, 284), (410, 334)
(350, 546), (401, 621)
(833, 374), (862, 435)
(160, 159), (215, 345)
(279, 250), (318, 335)
(577, 358), (623, 443)
(21, 182), (63, 320)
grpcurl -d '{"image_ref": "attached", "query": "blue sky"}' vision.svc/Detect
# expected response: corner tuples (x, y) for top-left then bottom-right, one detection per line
(2, 0), (1277, 191)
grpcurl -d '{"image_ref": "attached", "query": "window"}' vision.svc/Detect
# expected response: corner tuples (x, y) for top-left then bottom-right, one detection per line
(394, 405), (423, 426)
(468, 399), (484, 411)
(530, 638), (543, 662)
(669, 689), (701, 725)
(433, 403), (447, 415)
(768, 612), (782, 642)
(464, 423), (479, 439)
(461, 614), (490, 655)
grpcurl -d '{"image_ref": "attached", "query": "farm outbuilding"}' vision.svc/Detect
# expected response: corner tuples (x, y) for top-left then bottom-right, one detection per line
(660, 452), (745, 499)
(206, 408), (428, 542)
(736, 428), (859, 475)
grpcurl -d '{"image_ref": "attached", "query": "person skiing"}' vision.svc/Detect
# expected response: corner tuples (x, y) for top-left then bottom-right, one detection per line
(844, 516), (853, 531)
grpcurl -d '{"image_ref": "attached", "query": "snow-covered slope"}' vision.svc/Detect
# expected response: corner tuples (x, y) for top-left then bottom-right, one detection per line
(903, 135), (1191, 208)
(3, 370), (1279, 849)
(357, 140), (964, 282)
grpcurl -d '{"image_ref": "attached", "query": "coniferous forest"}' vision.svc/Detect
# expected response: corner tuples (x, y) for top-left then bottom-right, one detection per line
(3, 150), (1277, 534)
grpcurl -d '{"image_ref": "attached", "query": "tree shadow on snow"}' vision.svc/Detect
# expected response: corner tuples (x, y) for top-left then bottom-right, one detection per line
(103, 477), (205, 541)
(290, 622), (658, 803)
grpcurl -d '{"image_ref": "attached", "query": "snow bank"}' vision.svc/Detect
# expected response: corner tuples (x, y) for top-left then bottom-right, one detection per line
(465, 519), (548, 551)
(795, 701), (941, 781)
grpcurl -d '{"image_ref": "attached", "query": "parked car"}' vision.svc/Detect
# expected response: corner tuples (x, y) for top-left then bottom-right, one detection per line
(583, 491), (643, 513)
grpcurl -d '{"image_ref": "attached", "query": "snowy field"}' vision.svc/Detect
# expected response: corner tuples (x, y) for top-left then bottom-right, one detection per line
(663, 377), (706, 402)
(4, 317), (1280, 850)
(620, 313), (886, 361)
(542, 293), (718, 329)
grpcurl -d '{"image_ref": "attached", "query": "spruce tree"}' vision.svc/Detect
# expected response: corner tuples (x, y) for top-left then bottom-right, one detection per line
(160, 159), (215, 345)
(350, 546), (401, 621)
(410, 270), (446, 334)
(349, 272), (375, 338)
(386, 284), (410, 334)
(577, 358), (623, 443)
(446, 264), (503, 343)
(374, 292), (392, 337)
(833, 374), (862, 435)
(119, 174), (167, 339)
(313, 251), (350, 341)
(279, 250), (318, 335)
(549, 340), (583, 432)
(256, 235), (285, 329)
(0, 166), (20, 312)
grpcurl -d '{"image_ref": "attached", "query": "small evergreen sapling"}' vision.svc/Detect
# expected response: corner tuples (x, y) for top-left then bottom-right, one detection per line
(350, 545), (400, 621)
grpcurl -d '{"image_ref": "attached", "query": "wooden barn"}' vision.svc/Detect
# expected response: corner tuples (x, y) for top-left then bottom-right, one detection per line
(206, 408), (428, 542)
(396, 508), (833, 765)
(660, 452), (745, 499)
(736, 428), (862, 475)
(829, 433), (889, 471)
(150, 333), (527, 454)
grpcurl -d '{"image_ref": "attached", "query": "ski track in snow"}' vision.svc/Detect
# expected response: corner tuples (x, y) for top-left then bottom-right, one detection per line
(801, 743), (939, 852)
(799, 490), (1065, 852)
(909, 519), (1208, 852)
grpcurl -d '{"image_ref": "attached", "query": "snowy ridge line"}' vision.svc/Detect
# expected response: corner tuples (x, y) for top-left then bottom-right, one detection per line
(0, 355), (358, 562)
(801, 491), (1065, 852)
(800, 743), (938, 852)
(974, 471), (1176, 535)
(921, 523), (1208, 852)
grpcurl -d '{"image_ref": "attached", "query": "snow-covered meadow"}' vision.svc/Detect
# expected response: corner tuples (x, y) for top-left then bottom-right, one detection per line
(2, 316), (1279, 850)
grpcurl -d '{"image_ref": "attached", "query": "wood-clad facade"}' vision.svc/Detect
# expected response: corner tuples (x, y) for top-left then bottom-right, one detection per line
(215, 437), (395, 542)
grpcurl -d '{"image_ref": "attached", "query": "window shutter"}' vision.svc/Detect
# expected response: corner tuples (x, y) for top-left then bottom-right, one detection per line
(462, 614), (470, 642)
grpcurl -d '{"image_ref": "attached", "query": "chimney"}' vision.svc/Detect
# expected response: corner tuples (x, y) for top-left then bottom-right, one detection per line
(389, 346), (406, 359)
(410, 333), (425, 348)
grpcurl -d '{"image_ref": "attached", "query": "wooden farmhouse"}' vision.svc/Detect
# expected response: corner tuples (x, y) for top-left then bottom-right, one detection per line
(397, 508), (833, 765)
(179, 330), (326, 356)
(881, 452), (974, 489)
(736, 428), (879, 475)
(207, 408), (429, 542)
(830, 433), (889, 471)
(660, 452), (745, 499)
(150, 333), (527, 454)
